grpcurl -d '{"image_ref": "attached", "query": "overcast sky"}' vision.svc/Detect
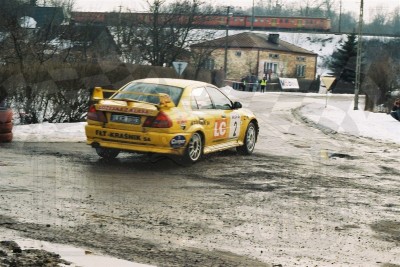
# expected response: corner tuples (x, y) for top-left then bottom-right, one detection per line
(73, 0), (399, 18)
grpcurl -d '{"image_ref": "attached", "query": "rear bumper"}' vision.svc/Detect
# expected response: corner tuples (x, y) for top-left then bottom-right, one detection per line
(85, 124), (189, 155)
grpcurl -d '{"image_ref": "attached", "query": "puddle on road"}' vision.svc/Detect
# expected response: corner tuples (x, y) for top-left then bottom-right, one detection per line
(2, 235), (155, 267)
(320, 150), (355, 160)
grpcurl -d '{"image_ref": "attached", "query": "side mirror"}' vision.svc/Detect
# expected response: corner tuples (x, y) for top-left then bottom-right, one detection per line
(232, 101), (242, 109)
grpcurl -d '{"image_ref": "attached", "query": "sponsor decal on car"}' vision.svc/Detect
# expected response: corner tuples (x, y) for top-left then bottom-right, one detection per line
(97, 105), (152, 115)
(191, 120), (210, 126)
(176, 115), (188, 130)
(170, 135), (186, 148)
(95, 130), (141, 141)
(213, 119), (227, 139)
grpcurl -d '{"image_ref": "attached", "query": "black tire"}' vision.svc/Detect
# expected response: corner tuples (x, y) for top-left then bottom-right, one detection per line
(95, 147), (120, 159)
(182, 132), (203, 164)
(236, 121), (257, 155)
(0, 132), (13, 143)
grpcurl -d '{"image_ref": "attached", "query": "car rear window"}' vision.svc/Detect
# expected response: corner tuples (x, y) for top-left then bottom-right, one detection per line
(112, 83), (183, 105)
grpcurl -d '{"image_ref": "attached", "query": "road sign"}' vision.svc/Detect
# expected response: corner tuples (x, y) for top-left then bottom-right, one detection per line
(172, 61), (188, 76)
(321, 76), (336, 91)
(321, 76), (336, 108)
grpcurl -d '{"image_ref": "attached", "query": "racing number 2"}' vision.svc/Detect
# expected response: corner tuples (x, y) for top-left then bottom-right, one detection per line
(229, 113), (241, 138)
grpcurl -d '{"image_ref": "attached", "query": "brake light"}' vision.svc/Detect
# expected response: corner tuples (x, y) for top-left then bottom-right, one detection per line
(87, 105), (107, 122)
(143, 111), (172, 128)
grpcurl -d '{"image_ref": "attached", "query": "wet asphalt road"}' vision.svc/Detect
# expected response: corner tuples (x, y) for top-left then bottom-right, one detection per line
(0, 92), (400, 266)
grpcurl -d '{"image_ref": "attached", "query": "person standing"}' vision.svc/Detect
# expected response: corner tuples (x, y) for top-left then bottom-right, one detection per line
(259, 77), (267, 93)
(243, 78), (247, 91)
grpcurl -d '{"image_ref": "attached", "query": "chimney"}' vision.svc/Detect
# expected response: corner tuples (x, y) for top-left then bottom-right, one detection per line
(268, 34), (279, 44)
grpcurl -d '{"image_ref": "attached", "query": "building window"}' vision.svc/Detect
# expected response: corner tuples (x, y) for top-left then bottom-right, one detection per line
(235, 51), (242, 57)
(264, 62), (278, 74)
(202, 58), (215, 70)
(296, 65), (306, 77)
(269, 53), (279, 59)
(296, 56), (306, 62)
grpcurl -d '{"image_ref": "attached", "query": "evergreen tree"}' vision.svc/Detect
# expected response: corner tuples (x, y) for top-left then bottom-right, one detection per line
(328, 33), (358, 83)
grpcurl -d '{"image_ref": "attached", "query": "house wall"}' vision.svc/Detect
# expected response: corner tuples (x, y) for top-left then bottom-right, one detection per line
(209, 48), (316, 81)
(260, 50), (317, 80)
(210, 48), (258, 81)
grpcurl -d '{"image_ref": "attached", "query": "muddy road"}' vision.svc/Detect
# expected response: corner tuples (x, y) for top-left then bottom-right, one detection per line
(0, 93), (400, 266)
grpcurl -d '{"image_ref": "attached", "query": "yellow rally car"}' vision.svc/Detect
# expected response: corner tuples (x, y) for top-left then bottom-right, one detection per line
(85, 78), (258, 163)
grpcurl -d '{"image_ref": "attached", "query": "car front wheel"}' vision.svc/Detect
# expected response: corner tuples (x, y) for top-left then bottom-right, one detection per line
(237, 121), (257, 155)
(95, 147), (120, 159)
(182, 132), (203, 164)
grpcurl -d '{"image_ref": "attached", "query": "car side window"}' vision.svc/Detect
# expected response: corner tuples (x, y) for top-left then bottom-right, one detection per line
(206, 87), (232, 110)
(191, 87), (213, 110)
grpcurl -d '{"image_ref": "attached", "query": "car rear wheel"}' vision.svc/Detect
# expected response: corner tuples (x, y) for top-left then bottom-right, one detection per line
(95, 147), (120, 159)
(182, 132), (203, 164)
(237, 122), (256, 155)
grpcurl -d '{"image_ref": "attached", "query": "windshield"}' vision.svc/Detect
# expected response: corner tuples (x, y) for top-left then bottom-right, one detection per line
(112, 82), (183, 105)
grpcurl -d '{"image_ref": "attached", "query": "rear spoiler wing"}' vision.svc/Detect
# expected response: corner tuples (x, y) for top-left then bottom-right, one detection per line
(91, 87), (175, 108)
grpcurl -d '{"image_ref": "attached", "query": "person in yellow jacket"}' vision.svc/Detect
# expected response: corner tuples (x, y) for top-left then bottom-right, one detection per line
(259, 77), (267, 93)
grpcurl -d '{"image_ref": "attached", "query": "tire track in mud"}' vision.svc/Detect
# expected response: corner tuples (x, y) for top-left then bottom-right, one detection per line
(0, 214), (269, 267)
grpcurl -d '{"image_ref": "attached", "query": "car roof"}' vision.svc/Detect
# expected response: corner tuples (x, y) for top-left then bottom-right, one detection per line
(131, 78), (213, 89)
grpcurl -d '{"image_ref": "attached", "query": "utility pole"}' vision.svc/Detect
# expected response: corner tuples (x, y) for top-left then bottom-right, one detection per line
(117, 5), (122, 46)
(338, 0), (342, 33)
(224, 6), (233, 79)
(251, 0), (255, 31)
(354, 0), (363, 110)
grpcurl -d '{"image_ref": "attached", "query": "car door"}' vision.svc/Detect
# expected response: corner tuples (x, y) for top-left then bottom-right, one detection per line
(190, 87), (219, 147)
(205, 86), (242, 143)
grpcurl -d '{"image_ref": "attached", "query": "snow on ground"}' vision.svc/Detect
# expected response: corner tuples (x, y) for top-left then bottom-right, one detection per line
(13, 122), (87, 143)
(301, 98), (400, 144)
(11, 90), (400, 145)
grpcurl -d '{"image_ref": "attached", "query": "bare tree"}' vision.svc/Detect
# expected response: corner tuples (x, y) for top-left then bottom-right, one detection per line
(0, 0), (84, 123)
(114, 0), (217, 67)
(389, 8), (400, 35)
(362, 38), (400, 110)
(298, 0), (325, 17)
(189, 31), (218, 79)
(365, 10), (388, 34)
(0, 0), (72, 69)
